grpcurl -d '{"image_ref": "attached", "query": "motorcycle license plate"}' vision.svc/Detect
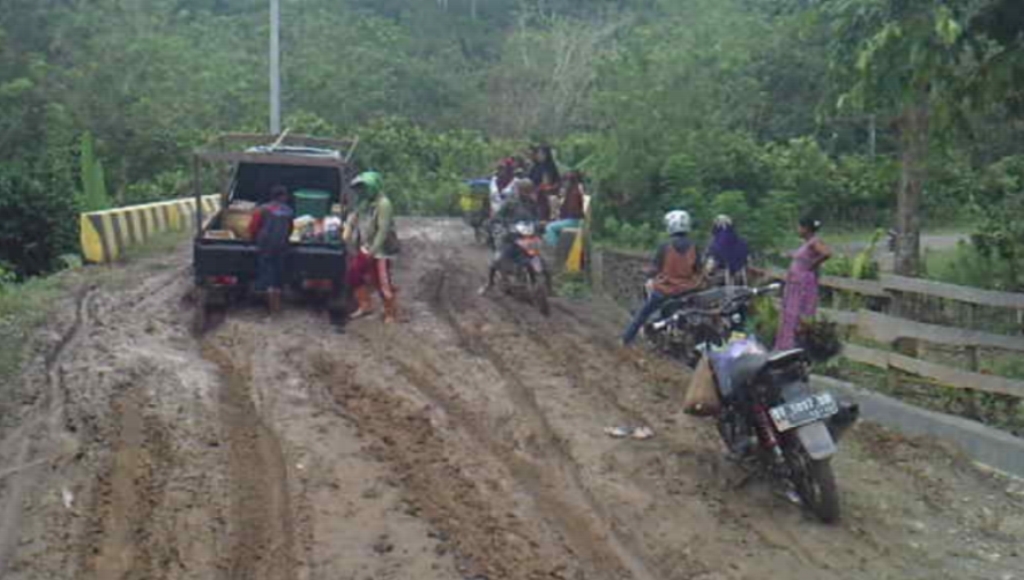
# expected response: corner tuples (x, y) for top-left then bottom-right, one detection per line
(769, 393), (839, 432)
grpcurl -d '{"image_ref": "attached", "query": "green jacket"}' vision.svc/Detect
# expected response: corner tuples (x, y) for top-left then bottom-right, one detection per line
(361, 194), (396, 259)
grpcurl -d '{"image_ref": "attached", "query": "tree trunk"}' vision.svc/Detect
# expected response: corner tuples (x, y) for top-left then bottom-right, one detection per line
(894, 98), (929, 277)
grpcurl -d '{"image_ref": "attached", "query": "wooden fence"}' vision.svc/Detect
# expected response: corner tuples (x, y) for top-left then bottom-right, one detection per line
(819, 309), (1024, 399)
(757, 265), (1024, 314)
(754, 267), (1024, 400)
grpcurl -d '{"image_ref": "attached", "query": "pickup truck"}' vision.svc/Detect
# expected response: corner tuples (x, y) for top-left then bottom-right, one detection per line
(191, 133), (357, 327)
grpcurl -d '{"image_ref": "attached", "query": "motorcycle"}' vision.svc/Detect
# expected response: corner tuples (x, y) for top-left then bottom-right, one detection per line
(494, 221), (550, 316)
(707, 333), (858, 523)
(643, 285), (775, 368)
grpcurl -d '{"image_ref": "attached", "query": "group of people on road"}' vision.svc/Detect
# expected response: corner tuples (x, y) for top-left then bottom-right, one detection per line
(478, 145), (586, 295)
(620, 209), (831, 351)
(247, 144), (831, 349)
(486, 146), (586, 244)
(248, 171), (399, 325)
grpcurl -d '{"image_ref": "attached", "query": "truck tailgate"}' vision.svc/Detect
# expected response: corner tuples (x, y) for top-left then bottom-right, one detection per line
(289, 244), (347, 284)
(193, 239), (346, 285)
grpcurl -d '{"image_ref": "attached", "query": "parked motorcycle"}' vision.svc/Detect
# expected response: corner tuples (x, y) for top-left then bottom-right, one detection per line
(643, 285), (777, 368)
(495, 221), (550, 316)
(707, 334), (858, 523)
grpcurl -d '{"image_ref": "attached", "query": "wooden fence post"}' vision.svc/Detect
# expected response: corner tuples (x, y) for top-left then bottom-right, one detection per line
(591, 249), (604, 295)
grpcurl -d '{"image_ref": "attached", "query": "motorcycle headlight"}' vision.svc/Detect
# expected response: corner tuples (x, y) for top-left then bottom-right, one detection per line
(514, 221), (535, 236)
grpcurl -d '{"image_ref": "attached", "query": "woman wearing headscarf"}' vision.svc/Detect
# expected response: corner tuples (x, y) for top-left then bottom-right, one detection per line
(704, 215), (750, 287)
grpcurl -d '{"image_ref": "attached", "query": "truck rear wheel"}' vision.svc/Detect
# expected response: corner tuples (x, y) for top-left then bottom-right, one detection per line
(192, 287), (211, 335)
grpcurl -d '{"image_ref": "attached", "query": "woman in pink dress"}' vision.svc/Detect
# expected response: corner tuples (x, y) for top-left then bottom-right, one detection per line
(775, 216), (831, 350)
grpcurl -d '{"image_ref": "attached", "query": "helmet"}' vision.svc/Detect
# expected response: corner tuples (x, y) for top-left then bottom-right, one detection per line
(351, 171), (382, 196)
(713, 214), (732, 228)
(513, 221), (536, 236)
(664, 210), (691, 235)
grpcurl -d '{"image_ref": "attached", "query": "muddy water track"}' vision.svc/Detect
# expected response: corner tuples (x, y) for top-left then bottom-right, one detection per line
(421, 265), (658, 580)
(0, 281), (98, 577)
(203, 340), (296, 580)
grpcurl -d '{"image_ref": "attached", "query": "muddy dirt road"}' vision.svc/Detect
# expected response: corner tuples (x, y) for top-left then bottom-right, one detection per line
(1, 219), (1021, 580)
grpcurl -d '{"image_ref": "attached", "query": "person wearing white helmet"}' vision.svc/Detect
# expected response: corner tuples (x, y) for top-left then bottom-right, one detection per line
(621, 209), (704, 345)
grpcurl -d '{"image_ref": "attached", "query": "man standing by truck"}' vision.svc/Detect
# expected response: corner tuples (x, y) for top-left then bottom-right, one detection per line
(347, 172), (400, 324)
(248, 184), (294, 315)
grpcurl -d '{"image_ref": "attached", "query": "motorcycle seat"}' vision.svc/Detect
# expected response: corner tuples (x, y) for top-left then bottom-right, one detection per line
(767, 348), (805, 368)
(710, 350), (768, 400)
(657, 287), (720, 316)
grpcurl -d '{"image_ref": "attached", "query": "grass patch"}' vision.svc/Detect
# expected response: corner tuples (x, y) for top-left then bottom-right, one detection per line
(825, 352), (1024, 436)
(825, 223), (973, 248)
(119, 230), (190, 263)
(922, 241), (1024, 294)
(0, 275), (70, 382)
(554, 271), (591, 300)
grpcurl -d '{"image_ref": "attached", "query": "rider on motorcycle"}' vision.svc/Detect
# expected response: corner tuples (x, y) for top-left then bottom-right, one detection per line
(489, 157), (517, 219)
(621, 210), (704, 346)
(478, 179), (546, 295)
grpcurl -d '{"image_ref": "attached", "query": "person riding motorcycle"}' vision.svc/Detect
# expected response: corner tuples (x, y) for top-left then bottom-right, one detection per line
(489, 157), (517, 219)
(478, 179), (548, 295)
(621, 210), (704, 345)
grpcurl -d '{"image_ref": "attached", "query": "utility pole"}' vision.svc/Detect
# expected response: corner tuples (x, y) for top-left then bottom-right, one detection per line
(269, 0), (281, 135)
(868, 114), (877, 160)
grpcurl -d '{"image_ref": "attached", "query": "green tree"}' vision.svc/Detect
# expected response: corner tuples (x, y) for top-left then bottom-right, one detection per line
(828, 0), (977, 275)
(0, 164), (78, 277)
(78, 132), (111, 212)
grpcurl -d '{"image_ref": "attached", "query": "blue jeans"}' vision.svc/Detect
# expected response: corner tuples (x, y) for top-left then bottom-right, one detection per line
(255, 253), (286, 291)
(544, 219), (582, 246)
(621, 290), (666, 345)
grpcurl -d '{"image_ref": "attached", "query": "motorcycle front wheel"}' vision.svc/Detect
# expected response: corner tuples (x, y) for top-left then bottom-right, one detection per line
(784, 437), (840, 523)
(527, 269), (550, 316)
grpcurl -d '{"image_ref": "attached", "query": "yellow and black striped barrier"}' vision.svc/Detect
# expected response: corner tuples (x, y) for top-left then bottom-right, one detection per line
(80, 195), (220, 264)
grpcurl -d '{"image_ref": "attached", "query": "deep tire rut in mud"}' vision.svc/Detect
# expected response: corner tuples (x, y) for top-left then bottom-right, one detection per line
(421, 266), (658, 580)
(314, 352), (577, 580)
(204, 342), (296, 580)
(0, 284), (96, 577)
(83, 390), (174, 579)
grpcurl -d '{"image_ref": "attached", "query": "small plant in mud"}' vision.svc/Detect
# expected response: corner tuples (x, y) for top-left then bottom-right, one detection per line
(748, 294), (779, 346)
(796, 318), (843, 363)
(0, 264), (15, 291)
(555, 272), (591, 300)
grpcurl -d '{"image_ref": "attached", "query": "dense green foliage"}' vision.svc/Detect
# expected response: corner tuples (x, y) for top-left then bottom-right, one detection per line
(1, 0), (1022, 277)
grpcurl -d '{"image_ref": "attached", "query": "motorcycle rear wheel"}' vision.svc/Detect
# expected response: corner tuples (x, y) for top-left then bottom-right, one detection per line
(786, 441), (840, 523)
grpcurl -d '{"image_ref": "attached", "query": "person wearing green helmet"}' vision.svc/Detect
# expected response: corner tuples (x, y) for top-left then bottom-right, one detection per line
(347, 171), (400, 323)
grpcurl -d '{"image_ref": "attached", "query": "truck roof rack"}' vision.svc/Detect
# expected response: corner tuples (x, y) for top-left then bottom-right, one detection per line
(194, 132), (359, 166)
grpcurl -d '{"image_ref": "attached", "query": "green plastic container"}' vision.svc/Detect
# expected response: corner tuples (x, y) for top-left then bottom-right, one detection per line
(293, 189), (331, 218)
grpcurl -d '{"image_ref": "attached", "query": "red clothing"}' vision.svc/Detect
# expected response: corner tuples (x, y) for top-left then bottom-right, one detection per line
(560, 183), (584, 220)
(247, 201), (293, 248)
(347, 250), (394, 299)
(247, 207), (264, 240)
